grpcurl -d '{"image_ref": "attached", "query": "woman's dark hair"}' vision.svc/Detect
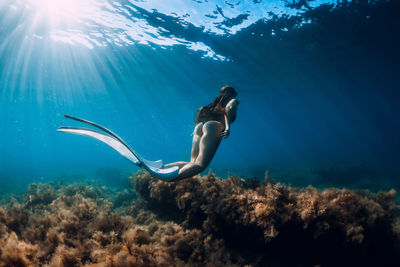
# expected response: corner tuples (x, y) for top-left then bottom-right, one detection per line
(195, 85), (237, 124)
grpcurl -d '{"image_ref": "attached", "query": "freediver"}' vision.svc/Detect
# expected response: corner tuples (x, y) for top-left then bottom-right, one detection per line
(57, 85), (238, 182)
(161, 85), (239, 180)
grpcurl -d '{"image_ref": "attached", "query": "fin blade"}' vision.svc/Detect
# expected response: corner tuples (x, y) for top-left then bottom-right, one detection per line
(57, 127), (140, 165)
(64, 115), (137, 157)
(59, 117), (177, 180)
(63, 116), (163, 168)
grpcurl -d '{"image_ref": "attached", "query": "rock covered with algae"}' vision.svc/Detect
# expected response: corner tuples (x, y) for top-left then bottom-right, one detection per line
(0, 171), (398, 266)
(133, 171), (400, 266)
(0, 180), (237, 266)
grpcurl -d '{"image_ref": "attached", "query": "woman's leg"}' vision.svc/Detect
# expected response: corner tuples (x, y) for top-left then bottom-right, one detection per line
(190, 122), (203, 162)
(161, 123), (203, 169)
(174, 121), (224, 180)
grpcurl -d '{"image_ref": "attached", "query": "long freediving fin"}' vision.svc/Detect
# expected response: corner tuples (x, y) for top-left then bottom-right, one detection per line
(63, 115), (163, 168)
(57, 126), (140, 165)
(58, 116), (180, 181)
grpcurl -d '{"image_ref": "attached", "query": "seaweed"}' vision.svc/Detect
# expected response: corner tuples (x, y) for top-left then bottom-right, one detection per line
(133, 171), (400, 266)
(0, 171), (398, 266)
(0, 177), (238, 266)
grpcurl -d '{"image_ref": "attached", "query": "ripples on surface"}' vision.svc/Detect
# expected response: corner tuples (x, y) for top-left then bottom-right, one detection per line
(4, 0), (341, 60)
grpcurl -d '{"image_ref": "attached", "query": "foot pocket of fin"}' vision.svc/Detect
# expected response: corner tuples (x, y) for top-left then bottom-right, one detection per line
(144, 165), (180, 181)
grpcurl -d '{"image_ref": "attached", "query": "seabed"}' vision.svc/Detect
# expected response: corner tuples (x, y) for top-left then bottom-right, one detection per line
(0, 171), (398, 266)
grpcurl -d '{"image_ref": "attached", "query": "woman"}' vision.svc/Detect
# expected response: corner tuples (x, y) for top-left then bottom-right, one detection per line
(58, 86), (238, 182)
(162, 85), (239, 180)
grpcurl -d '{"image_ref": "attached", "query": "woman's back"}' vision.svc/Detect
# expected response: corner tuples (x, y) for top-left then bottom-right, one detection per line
(195, 85), (238, 125)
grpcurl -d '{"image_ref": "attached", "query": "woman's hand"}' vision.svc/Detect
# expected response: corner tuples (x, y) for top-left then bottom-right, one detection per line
(221, 129), (230, 139)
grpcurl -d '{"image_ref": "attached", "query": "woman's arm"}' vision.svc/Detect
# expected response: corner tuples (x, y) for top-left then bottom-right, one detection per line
(222, 98), (239, 138)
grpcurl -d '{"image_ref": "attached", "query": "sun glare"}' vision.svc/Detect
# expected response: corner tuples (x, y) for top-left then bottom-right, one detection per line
(28, 0), (97, 26)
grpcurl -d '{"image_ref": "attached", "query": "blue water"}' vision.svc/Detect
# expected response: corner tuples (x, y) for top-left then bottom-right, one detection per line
(1, 0), (399, 194)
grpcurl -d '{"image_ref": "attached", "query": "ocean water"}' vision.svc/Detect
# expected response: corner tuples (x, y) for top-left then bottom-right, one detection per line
(1, 0), (399, 194)
(0, 1), (400, 265)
